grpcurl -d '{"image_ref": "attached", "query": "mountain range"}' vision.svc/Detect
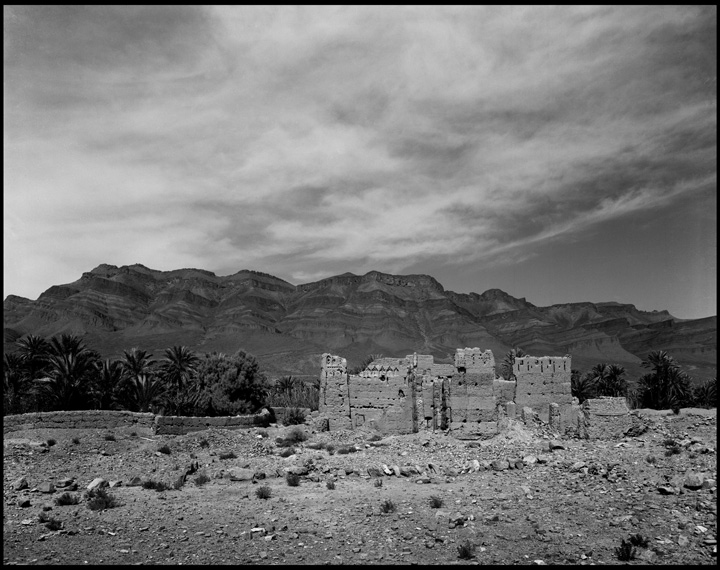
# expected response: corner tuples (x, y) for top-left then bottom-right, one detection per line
(4, 264), (716, 383)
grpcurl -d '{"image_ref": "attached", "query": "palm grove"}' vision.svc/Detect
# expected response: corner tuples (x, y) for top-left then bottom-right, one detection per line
(3, 334), (318, 418)
(3, 335), (716, 417)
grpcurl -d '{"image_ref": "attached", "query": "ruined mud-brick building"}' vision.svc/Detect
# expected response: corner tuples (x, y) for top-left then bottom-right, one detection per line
(319, 348), (574, 436)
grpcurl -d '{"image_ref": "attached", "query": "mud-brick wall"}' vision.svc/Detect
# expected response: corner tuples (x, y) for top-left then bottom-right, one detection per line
(348, 375), (414, 434)
(578, 397), (634, 439)
(3, 410), (155, 435)
(493, 379), (517, 404)
(451, 348), (496, 424)
(319, 353), (352, 430)
(513, 356), (573, 420)
(154, 415), (257, 435)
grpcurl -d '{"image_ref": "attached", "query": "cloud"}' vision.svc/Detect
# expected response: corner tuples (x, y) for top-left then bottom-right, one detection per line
(3, 5), (716, 309)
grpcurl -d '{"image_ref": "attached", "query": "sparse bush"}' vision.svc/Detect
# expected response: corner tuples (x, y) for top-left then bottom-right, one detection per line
(199, 439), (210, 449)
(256, 485), (272, 499)
(615, 539), (636, 561)
(285, 427), (308, 444)
(130, 431), (137, 437)
(380, 498), (396, 513)
(85, 488), (120, 511)
(71, 437), (80, 445)
(457, 540), (476, 560)
(55, 492), (80, 506)
(325, 444), (335, 455)
(429, 495), (444, 508)
(142, 480), (170, 492)
(219, 451), (237, 460)
(157, 444), (171, 455)
(285, 472), (301, 487)
(104, 434), (116, 442)
(45, 517), (62, 531)
(194, 472), (211, 487)
(337, 445), (358, 455)
(629, 534), (649, 548)
(46, 438), (56, 447)
(374, 478), (383, 488)
(645, 455), (657, 464)
(172, 475), (185, 490)
(665, 446), (681, 457)
(326, 480), (336, 490)
(282, 407), (307, 426)
(279, 448), (296, 458)
(663, 438), (676, 447)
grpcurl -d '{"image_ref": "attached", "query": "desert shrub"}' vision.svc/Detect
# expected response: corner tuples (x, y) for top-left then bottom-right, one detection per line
(219, 451), (237, 460)
(257, 430), (269, 438)
(281, 407), (306, 426)
(172, 475), (185, 490)
(279, 448), (296, 458)
(46, 438), (56, 447)
(326, 480), (336, 490)
(664, 446), (682, 457)
(157, 444), (171, 455)
(54, 492), (80, 506)
(629, 534), (649, 548)
(130, 431), (137, 437)
(85, 488), (120, 511)
(368, 434), (382, 442)
(71, 437), (80, 444)
(692, 377), (717, 408)
(429, 495), (444, 508)
(457, 540), (476, 560)
(194, 472), (211, 487)
(337, 445), (358, 455)
(38, 511), (50, 523)
(325, 444), (335, 455)
(256, 485), (272, 499)
(374, 478), (383, 488)
(199, 439), (210, 449)
(285, 472), (301, 487)
(662, 438), (676, 447)
(142, 480), (170, 492)
(615, 539), (636, 561)
(380, 498), (395, 513)
(45, 517), (62, 531)
(645, 455), (657, 464)
(104, 434), (116, 441)
(285, 427), (308, 444)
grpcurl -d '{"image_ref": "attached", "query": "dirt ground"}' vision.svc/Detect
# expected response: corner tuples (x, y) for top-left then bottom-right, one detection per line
(3, 408), (717, 565)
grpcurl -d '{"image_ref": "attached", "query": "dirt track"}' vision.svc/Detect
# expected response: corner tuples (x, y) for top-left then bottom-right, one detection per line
(3, 409), (717, 565)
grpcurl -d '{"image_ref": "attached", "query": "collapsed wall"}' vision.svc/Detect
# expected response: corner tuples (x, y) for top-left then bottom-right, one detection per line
(578, 396), (634, 439)
(318, 353), (352, 430)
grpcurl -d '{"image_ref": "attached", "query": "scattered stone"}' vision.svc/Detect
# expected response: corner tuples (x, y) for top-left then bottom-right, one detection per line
(38, 482), (55, 494)
(18, 499), (31, 508)
(55, 478), (74, 488)
(701, 479), (716, 489)
(367, 466), (382, 478)
(492, 459), (509, 471)
(548, 440), (565, 451)
(657, 486), (676, 495)
(127, 477), (142, 487)
(678, 535), (690, 547)
(471, 459), (481, 472)
(416, 477), (431, 484)
(382, 464), (393, 476)
(109, 480), (123, 488)
(12, 477), (29, 491)
(570, 461), (586, 472)
(523, 455), (538, 466)
(87, 478), (108, 491)
(683, 472), (705, 490)
(227, 469), (254, 481)
(391, 465), (402, 477)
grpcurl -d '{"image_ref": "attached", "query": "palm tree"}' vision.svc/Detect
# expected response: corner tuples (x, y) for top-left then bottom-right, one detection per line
(15, 334), (50, 381)
(4, 352), (31, 414)
(570, 369), (596, 404)
(120, 348), (157, 381)
(275, 375), (296, 395)
(638, 350), (692, 410)
(38, 334), (100, 411)
(95, 359), (124, 410)
(589, 363), (628, 397)
(159, 346), (199, 391)
(692, 377), (717, 408)
(124, 374), (166, 413)
(500, 347), (526, 381)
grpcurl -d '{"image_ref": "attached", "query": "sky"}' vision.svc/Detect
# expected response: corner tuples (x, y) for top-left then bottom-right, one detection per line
(4, 6), (717, 320)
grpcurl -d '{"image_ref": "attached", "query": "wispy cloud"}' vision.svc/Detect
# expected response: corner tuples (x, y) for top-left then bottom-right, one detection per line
(3, 6), (716, 319)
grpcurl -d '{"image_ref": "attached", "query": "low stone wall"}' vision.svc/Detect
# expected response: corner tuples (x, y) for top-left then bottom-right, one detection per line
(153, 415), (258, 435)
(3, 410), (155, 435)
(578, 397), (634, 439)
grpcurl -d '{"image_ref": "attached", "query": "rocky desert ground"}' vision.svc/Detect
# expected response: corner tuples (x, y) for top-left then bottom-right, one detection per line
(3, 408), (716, 566)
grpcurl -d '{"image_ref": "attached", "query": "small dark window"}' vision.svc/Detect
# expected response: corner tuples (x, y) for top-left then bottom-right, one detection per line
(398, 389), (405, 398)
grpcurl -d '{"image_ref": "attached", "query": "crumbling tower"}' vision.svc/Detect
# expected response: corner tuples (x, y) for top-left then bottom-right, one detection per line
(319, 353), (352, 430)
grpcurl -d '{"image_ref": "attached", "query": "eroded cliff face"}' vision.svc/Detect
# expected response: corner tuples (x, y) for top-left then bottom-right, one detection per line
(3, 264), (716, 381)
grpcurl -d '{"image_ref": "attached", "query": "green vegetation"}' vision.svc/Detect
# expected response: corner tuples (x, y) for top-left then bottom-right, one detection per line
(380, 498), (396, 513)
(255, 485), (272, 499)
(46, 438), (56, 447)
(194, 472), (211, 487)
(219, 451), (237, 460)
(500, 347), (526, 381)
(55, 492), (80, 506)
(457, 540), (476, 560)
(142, 479), (170, 492)
(615, 539), (637, 561)
(326, 480), (336, 490)
(429, 495), (444, 508)
(285, 472), (301, 486)
(157, 444), (172, 455)
(85, 488), (120, 510)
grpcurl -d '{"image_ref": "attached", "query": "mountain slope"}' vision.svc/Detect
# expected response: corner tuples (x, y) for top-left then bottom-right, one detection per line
(3, 264), (716, 382)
